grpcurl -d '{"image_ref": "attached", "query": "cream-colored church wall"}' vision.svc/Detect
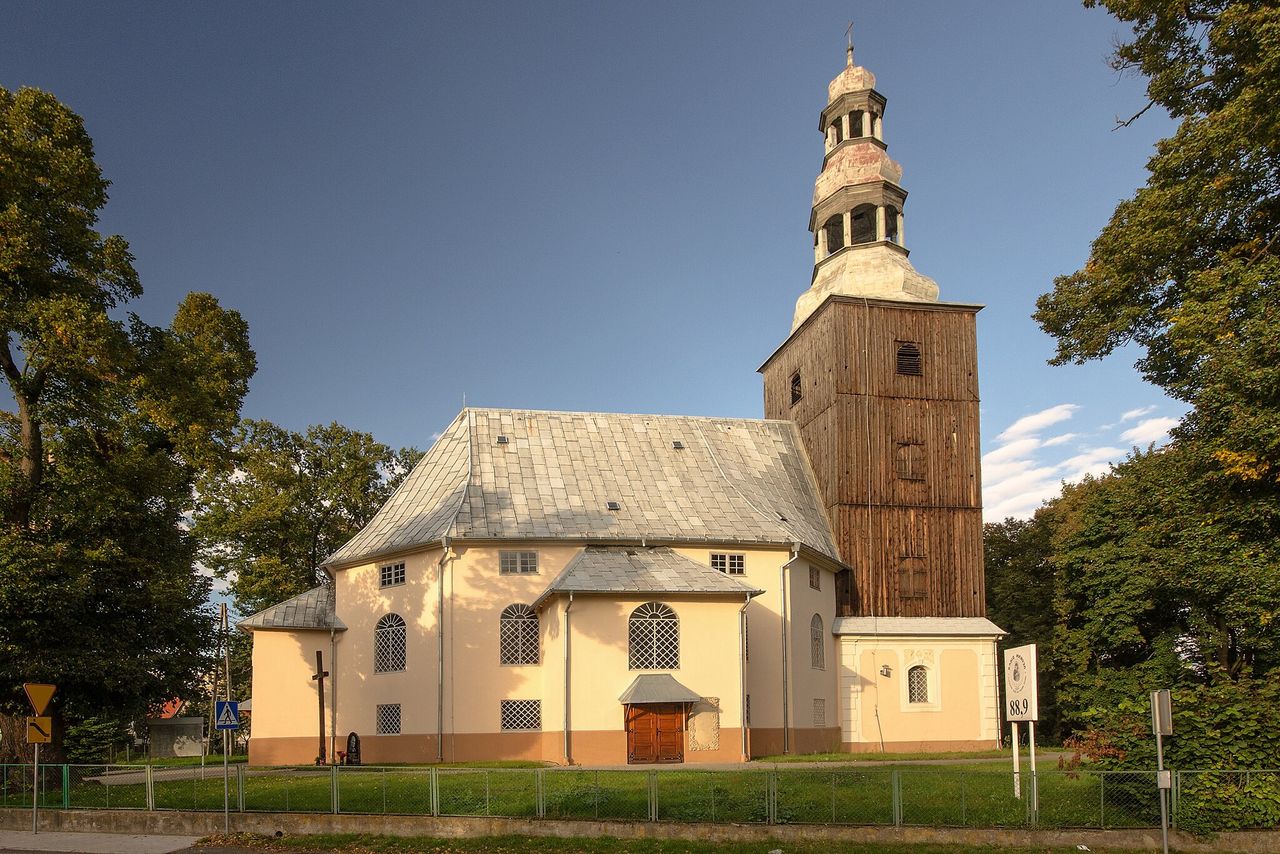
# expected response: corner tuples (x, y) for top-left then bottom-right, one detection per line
(785, 560), (840, 753)
(838, 635), (1000, 752)
(246, 629), (336, 764)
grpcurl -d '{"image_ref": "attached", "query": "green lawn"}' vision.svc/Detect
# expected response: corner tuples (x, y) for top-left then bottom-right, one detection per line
(199, 831), (1156, 854)
(757, 749), (1011, 763)
(0, 762), (1160, 829)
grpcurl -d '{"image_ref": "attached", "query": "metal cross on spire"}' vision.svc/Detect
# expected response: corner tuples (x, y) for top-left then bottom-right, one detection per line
(845, 20), (854, 66)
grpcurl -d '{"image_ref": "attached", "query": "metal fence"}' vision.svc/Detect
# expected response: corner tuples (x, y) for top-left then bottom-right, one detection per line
(1, 763), (1275, 830)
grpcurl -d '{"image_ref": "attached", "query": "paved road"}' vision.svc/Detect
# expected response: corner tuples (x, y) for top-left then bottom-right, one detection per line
(0, 830), (200, 854)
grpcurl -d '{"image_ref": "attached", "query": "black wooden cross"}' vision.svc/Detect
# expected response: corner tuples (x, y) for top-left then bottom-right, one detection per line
(312, 650), (329, 765)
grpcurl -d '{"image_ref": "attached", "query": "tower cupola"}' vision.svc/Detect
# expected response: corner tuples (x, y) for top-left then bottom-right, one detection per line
(792, 46), (939, 331)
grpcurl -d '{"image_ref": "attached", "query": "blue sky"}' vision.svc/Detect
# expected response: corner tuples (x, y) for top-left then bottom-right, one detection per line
(2, 2), (1184, 522)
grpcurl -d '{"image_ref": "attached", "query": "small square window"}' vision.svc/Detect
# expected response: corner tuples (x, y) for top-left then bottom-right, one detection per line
(809, 566), (821, 590)
(379, 562), (406, 588)
(711, 553), (745, 575)
(376, 703), (401, 735)
(499, 551), (538, 575)
(500, 699), (541, 731)
(790, 371), (803, 406)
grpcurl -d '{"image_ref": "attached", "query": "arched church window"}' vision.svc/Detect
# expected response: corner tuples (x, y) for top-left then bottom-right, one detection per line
(908, 665), (930, 704)
(628, 602), (679, 670)
(896, 342), (923, 376)
(885, 206), (900, 244)
(810, 613), (825, 670)
(822, 215), (844, 256)
(499, 604), (540, 665)
(374, 613), (406, 673)
(850, 204), (876, 245)
(850, 110), (865, 138)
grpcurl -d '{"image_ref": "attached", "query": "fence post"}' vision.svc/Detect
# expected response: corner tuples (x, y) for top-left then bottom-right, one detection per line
(430, 767), (439, 817)
(891, 770), (902, 827)
(766, 770), (775, 825)
(1170, 771), (1178, 829)
(61, 766), (69, 810)
(145, 765), (155, 811)
(536, 768), (544, 819)
(648, 770), (657, 822)
(237, 764), (245, 812)
(1099, 772), (1106, 829)
(331, 765), (338, 814)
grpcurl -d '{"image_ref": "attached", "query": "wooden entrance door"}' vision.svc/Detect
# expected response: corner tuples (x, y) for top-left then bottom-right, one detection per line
(626, 703), (685, 764)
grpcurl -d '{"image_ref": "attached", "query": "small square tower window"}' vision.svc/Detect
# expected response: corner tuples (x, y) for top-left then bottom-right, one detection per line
(379, 562), (406, 588)
(499, 551), (538, 575)
(790, 371), (803, 406)
(896, 342), (923, 376)
(711, 553), (745, 575)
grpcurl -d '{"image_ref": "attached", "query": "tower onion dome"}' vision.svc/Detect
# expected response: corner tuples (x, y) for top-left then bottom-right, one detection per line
(792, 48), (939, 332)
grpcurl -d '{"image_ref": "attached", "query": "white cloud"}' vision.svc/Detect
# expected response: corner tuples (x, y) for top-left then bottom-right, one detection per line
(1121, 405), (1157, 422)
(1119, 417), (1179, 446)
(997, 404), (1080, 441)
(982, 437), (1041, 466)
(1041, 432), (1078, 448)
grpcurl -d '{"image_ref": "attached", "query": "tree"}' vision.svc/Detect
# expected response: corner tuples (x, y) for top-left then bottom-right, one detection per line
(193, 420), (422, 616)
(0, 87), (256, 749)
(984, 507), (1063, 739)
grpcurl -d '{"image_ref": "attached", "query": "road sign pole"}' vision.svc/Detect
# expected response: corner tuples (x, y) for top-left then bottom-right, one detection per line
(32, 742), (38, 834)
(1011, 721), (1021, 799)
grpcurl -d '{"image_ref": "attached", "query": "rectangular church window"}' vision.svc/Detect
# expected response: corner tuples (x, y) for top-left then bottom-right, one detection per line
(712, 553), (745, 575)
(499, 551), (538, 575)
(899, 557), (928, 599)
(500, 699), (542, 731)
(809, 565), (821, 590)
(895, 442), (925, 480)
(375, 703), (401, 735)
(379, 562), (406, 588)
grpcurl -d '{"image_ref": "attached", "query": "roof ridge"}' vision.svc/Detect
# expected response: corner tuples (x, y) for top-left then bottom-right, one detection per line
(461, 406), (798, 426)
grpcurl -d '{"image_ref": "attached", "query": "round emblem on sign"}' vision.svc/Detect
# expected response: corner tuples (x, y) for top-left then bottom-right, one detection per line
(1009, 653), (1027, 694)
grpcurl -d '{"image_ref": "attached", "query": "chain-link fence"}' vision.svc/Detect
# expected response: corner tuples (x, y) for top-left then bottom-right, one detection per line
(0, 763), (1272, 830)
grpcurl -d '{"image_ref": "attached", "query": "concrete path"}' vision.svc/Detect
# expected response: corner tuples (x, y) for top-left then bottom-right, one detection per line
(0, 830), (200, 854)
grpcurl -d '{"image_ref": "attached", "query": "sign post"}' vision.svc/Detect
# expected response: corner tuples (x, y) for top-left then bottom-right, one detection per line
(23, 683), (56, 834)
(1003, 645), (1039, 818)
(1151, 689), (1173, 854)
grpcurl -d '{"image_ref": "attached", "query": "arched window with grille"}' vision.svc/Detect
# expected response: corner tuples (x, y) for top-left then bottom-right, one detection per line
(628, 602), (679, 669)
(907, 665), (930, 703)
(500, 604), (540, 665)
(810, 614), (825, 669)
(374, 613), (406, 673)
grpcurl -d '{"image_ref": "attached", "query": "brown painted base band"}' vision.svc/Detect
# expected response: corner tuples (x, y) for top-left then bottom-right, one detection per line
(251, 728), (747, 766)
(840, 738), (999, 753)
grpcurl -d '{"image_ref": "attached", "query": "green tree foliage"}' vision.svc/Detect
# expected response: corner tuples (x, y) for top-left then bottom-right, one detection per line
(984, 508), (1063, 739)
(193, 420), (422, 616)
(0, 88), (257, 745)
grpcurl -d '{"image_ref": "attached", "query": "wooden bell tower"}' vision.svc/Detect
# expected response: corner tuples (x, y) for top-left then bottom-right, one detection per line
(760, 48), (986, 619)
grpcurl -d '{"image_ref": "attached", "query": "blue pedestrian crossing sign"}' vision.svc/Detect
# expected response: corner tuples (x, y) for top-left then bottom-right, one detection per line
(215, 700), (240, 730)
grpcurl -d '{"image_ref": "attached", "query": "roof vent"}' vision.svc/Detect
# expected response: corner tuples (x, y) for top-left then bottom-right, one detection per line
(496, 435), (509, 445)
(606, 501), (622, 511)
(778, 513), (789, 523)
(672, 440), (685, 450)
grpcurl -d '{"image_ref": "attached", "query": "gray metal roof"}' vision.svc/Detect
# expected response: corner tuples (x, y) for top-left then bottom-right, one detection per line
(618, 673), (702, 704)
(532, 545), (762, 608)
(325, 408), (840, 567)
(238, 586), (346, 632)
(832, 616), (1005, 637)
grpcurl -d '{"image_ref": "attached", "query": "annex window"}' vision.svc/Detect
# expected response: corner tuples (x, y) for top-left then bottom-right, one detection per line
(374, 613), (407, 673)
(899, 558), (928, 599)
(813, 698), (826, 728)
(499, 551), (538, 575)
(499, 603), (540, 665)
(908, 666), (930, 704)
(896, 342), (923, 376)
(810, 613), (825, 670)
(790, 371), (802, 406)
(628, 602), (679, 670)
(711, 553), (745, 575)
(809, 565), (821, 590)
(895, 442), (925, 481)
(379, 562), (406, 588)
(500, 699), (542, 731)
(851, 204), (876, 244)
(375, 703), (401, 735)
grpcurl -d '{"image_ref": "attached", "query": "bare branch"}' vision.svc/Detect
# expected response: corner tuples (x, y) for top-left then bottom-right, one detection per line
(1114, 100), (1156, 130)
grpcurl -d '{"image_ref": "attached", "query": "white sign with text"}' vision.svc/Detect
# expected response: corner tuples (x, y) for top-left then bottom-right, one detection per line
(1003, 644), (1039, 722)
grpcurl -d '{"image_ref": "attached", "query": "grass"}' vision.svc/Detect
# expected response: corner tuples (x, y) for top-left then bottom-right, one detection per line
(757, 749), (1012, 763)
(0, 762), (1161, 829)
(118, 754), (248, 767)
(199, 831), (1156, 854)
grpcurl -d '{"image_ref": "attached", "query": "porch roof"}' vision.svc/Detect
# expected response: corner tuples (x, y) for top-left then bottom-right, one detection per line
(618, 673), (702, 705)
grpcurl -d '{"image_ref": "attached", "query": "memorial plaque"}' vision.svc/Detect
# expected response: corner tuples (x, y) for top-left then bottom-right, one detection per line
(345, 731), (361, 766)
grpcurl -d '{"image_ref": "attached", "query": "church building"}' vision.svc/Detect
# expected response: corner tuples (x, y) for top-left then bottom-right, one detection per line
(242, 47), (1004, 766)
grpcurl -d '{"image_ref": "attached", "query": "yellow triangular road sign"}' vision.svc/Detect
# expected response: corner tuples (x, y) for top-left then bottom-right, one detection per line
(24, 683), (56, 716)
